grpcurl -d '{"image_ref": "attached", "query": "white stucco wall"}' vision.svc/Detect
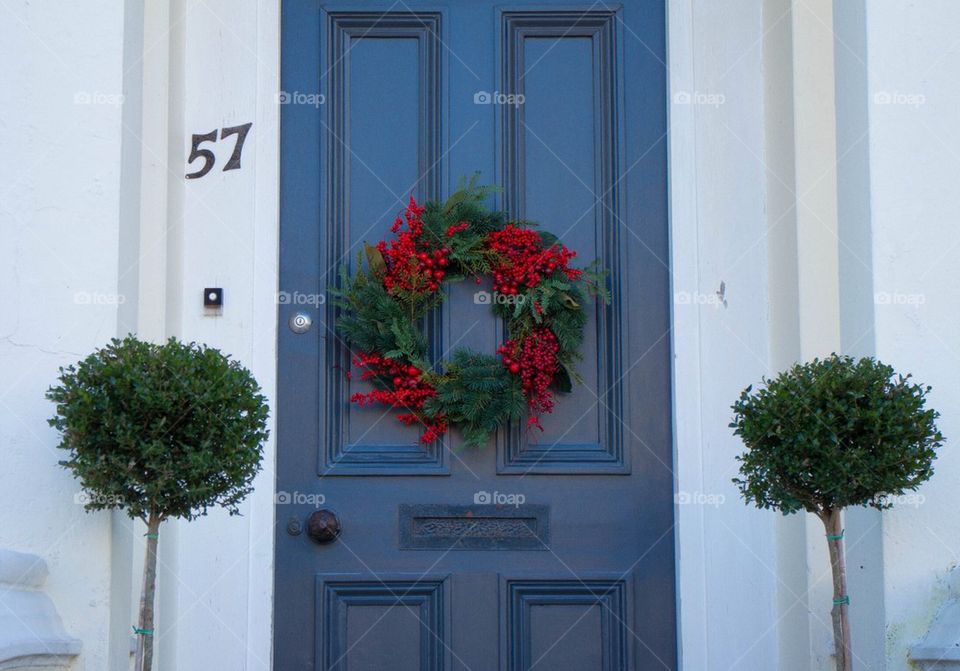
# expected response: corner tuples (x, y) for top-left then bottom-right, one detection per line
(0, 1), (128, 668)
(864, 1), (960, 668)
(0, 2), (279, 668)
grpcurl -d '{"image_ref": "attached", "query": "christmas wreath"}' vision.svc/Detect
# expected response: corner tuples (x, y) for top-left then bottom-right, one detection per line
(332, 177), (609, 448)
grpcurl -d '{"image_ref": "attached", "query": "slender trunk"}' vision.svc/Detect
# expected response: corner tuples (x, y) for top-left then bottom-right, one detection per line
(822, 508), (853, 671)
(134, 513), (161, 671)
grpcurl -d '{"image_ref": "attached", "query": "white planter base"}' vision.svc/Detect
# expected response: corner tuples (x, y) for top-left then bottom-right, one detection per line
(0, 550), (81, 671)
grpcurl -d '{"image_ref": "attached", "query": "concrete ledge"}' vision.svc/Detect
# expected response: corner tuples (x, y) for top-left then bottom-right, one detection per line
(911, 599), (960, 670)
(911, 569), (960, 671)
(0, 549), (81, 671)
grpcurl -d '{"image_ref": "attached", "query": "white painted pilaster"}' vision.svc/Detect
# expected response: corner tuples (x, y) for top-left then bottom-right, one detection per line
(670, 0), (779, 667)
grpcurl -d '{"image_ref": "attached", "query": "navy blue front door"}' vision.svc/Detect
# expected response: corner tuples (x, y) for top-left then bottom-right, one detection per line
(276, 2), (673, 669)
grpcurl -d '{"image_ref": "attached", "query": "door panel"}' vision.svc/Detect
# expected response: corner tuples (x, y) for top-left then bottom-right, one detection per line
(501, 576), (630, 671)
(318, 574), (450, 671)
(498, 9), (626, 473)
(277, 2), (674, 669)
(322, 11), (446, 475)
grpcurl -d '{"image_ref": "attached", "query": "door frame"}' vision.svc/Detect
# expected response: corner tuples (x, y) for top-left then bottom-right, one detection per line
(259, 2), (767, 670)
(273, 2), (677, 669)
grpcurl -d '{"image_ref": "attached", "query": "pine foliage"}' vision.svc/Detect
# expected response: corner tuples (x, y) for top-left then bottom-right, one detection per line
(331, 261), (430, 370)
(425, 350), (526, 449)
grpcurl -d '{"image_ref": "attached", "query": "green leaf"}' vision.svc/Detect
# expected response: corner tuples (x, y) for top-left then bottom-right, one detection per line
(442, 189), (467, 214)
(540, 231), (560, 248)
(559, 292), (580, 310)
(364, 243), (386, 277)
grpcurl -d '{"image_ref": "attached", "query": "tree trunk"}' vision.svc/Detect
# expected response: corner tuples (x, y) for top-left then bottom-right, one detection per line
(822, 508), (853, 671)
(134, 513), (161, 671)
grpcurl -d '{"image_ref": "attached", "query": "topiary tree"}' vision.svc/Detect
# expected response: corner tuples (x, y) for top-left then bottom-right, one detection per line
(731, 354), (942, 671)
(46, 336), (269, 671)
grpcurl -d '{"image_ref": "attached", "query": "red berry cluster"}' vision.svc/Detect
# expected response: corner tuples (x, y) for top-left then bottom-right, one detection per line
(349, 352), (446, 443)
(377, 197), (450, 295)
(485, 226), (582, 295)
(446, 221), (469, 237)
(349, 353), (432, 407)
(498, 327), (560, 429)
(398, 413), (448, 444)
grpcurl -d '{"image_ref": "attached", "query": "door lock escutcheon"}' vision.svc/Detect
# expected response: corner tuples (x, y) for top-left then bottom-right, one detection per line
(288, 312), (312, 334)
(286, 517), (303, 536)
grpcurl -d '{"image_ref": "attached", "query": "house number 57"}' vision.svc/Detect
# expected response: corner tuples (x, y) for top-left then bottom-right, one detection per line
(185, 122), (253, 179)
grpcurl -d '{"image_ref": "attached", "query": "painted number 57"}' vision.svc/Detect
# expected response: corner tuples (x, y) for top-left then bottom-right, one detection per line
(185, 122), (253, 179)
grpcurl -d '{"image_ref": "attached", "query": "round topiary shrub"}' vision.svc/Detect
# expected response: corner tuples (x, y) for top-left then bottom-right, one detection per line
(731, 354), (942, 671)
(47, 336), (269, 671)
